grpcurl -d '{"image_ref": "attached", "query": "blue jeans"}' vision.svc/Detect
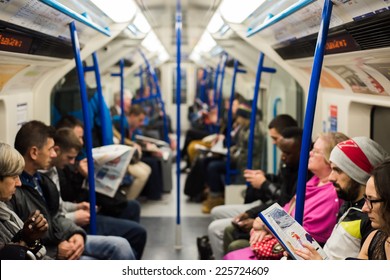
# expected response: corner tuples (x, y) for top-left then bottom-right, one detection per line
(81, 235), (135, 260)
(206, 159), (227, 194)
(118, 200), (141, 222)
(91, 199), (146, 259)
(91, 214), (147, 260)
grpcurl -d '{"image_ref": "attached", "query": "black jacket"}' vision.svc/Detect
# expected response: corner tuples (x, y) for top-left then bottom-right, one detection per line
(7, 171), (86, 258)
(245, 163), (304, 218)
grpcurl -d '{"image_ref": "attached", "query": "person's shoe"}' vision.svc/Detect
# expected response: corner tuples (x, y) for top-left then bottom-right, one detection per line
(197, 235), (214, 260)
(201, 196), (224, 214)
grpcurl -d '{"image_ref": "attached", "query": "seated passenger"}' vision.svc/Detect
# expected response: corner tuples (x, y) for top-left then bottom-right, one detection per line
(185, 93), (241, 169)
(358, 160), (390, 260)
(0, 143), (49, 260)
(57, 115), (151, 201)
(9, 121), (134, 260)
(227, 132), (349, 259)
(207, 116), (299, 260)
(201, 101), (265, 214)
(292, 137), (388, 260)
(46, 127), (146, 259)
(113, 104), (169, 200)
(110, 89), (133, 117)
(217, 128), (303, 258)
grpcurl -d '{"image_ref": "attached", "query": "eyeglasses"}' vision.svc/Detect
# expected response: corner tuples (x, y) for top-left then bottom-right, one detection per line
(310, 148), (324, 157)
(363, 194), (384, 210)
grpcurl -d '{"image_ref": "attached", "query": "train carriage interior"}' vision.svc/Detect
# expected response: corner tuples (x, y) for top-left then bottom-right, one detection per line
(1, 0), (390, 261)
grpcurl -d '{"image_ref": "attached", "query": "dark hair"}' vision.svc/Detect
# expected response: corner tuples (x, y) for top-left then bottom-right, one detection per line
(281, 127), (303, 142)
(128, 104), (146, 116)
(268, 114), (298, 133)
(371, 160), (390, 235)
(54, 128), (83, 153)
(14, 121), (56, 156)
(234, 92), (246, 104)
(55, 115), (84, 130)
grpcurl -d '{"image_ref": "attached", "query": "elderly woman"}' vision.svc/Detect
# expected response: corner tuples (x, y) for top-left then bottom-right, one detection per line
(0, 143), (48, 260)
(224, 132), (349, 260)
(358, 160), (390, 260)
(250, 132), (348, 247)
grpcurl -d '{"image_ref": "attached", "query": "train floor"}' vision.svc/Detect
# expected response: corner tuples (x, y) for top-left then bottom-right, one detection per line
(139, 161), (212, 260)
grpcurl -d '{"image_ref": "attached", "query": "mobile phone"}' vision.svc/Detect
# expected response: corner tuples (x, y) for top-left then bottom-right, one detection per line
(231, 220), (240, 229)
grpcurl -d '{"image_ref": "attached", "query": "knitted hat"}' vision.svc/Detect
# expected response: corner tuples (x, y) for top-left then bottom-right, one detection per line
(329, 137), (388, 185)
(236, 102), (252, 119)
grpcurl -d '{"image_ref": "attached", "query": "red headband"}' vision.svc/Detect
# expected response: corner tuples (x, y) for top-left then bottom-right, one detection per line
(336, 139), (373, 173)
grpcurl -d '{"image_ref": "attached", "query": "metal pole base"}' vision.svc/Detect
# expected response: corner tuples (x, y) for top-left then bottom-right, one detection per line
(174, 224), (182, 250)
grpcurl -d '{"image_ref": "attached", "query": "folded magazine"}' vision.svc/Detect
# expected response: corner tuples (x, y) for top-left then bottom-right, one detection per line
(259, 203), (329, 260)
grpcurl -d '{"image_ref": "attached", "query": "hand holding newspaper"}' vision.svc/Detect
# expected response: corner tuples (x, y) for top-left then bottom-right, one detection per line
(83, 144), (135, 198)
(210, 138), (227, 155)
(259, 203), (328, 260)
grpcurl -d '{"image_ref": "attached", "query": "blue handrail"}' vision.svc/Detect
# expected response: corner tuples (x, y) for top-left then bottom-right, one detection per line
(138, 50), (170, 144)
(132, 94), (160, 104)
(69, 21), (97, 234)
(39, 0), (111, 36)
(199, 68), (208, 103)
(247, 53), (276, 171)
(90, 52), (109, 146)
(295, 0), (334, 225)
(175, 0), (182, 249)
(216, 54), (228, 133)
(225, 60), (246, 185)
(247, 0), (315, 37)
(213, 64), (220, 108)
(272, 97), (281, 174)
(111, 59), (125, 144)
(134, 66), (144, 99)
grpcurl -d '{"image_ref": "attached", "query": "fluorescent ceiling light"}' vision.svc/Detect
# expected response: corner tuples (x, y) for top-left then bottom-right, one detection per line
(219, 0), (265, 23)
(189, 51), (201, 63)
(195, 31), (217, 53)
(133, 12), (151, 34)
(91, 0), (137, 23)
(207, 12), (224, 33)
(158, 49), (170, 63)
(141, 31), (162, 52)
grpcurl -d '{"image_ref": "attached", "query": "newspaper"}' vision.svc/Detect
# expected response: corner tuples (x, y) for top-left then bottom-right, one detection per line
(259, 203), (329, 260)
(83, 144), (135, 198)
(210, 138), (227, 155)
(135, 134), (169, 147)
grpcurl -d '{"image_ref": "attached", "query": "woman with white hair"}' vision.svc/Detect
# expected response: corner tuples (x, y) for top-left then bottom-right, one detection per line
(0, 143), (49, 259)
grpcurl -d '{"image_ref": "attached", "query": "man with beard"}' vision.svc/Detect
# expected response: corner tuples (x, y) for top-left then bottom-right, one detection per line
(296, 137), (388, 260)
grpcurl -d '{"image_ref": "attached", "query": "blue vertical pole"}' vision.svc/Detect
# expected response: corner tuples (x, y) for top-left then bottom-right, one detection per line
(226, 60), (246, 185)
(216, 54), (227, 133)
(69, 21), (96, 234)
(212, 64), (220, 107)
(138, 50), (170, 144)
(90, 52), (109, 146)
(111, 59), (125, 144)
(273, 97), (281, 174)
(247, 53), (276, 170)
(199, 68), (208, 103)
(175, 0), (182, 250)
(295, 0), (333, 225)
(119, 59), (125, 144)
(139, 66), (144, 98)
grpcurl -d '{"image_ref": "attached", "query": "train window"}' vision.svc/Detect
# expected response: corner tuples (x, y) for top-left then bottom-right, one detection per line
(371, 106), (390, 154)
